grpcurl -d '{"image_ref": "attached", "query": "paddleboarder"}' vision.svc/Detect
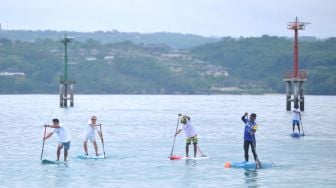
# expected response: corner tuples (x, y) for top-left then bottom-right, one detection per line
(83, 116), (103, 156)
(44, 118), (71, 162)
(241, 112), (258, 163)
(292, 105), (301, 133)
(175, 114), (206, 158)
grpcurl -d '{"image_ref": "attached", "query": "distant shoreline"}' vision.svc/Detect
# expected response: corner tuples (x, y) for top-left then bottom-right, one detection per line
(1, 93), (334, 96)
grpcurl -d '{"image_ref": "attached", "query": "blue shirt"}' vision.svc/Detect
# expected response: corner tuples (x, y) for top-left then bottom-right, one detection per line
(242, 118), (257, 142)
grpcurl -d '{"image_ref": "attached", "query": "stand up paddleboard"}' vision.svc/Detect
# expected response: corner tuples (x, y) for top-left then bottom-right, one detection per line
(224, 161), (273, 169)
(169, 155), (209, 160)
(181, 156), (210, 160)
(291, 132), (304, 138)
(41, 159), (65, 165)
(75, 154), (106, 160)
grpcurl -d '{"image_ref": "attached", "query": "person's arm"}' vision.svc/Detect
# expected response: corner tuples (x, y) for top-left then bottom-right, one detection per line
(95, 124), (103, 138)
(250, 128), (256, 135)
(250, 124), (258, 135)
(90, 123), (101, 128)
(44, 132), (53, 140)
(43, 124), (58, 140)
(46, 124), (60, 129)
(241, 112), (248, 123)
(175, 129), (182, 136)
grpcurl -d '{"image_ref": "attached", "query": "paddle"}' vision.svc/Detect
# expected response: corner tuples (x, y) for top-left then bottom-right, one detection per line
(169, 114), (181, 159)
(99, 124), (106, 159)
(40, 126), (47, 160)
(300, 117), (305, 136)
(251, 136), (262, 169)
(197, 145), (207, 157)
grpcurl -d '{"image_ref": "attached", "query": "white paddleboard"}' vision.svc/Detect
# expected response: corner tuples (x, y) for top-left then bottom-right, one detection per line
(181, 156), (210, 160)
(75, 154), (106, 159)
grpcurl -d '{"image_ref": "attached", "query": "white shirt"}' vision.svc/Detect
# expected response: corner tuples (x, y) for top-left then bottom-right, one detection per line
(53, 125), (71, 143)
(292, 108), (301, 121)
(180, 119), (197, 138)
(84, 124), (99, 138)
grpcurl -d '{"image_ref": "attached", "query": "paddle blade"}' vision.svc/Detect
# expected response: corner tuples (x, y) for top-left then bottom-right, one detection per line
(169, 155), (182, 160)
(41, 159), (58, 165)
(256, 160), (262, 169)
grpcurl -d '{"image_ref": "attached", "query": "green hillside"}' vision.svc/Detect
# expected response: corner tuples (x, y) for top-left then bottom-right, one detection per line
(191, 35), (336, 95)
(0, 30), (220, 49)
(0, 31), (335, 95)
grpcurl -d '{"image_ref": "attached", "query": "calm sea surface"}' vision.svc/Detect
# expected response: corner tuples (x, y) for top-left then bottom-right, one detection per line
(0, 95), (335, 187)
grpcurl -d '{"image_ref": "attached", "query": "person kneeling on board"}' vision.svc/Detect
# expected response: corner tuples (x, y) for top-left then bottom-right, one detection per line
(83, 116), (103, 156)
(175, 114), (206, 158)
(241, 113), (258, 163)
(44, 118), (71, 162)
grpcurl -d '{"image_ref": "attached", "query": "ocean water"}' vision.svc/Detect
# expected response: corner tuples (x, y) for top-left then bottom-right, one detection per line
(0, 95), (335, 187)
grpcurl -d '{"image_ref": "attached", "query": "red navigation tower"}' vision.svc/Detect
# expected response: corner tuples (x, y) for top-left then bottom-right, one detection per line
(284, 17), (309, 111)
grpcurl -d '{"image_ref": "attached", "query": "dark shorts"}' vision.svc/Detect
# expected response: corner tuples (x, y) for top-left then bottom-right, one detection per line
(59, 141), (71, 150)
(292, 120), (300, 126)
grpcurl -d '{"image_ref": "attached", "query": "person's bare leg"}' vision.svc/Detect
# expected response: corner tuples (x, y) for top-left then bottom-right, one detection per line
(64, 149), (68, 161)
(83, 141), (88, 155)
(93, 141), (99, 156)
(57, 144), (62, 161)
(193, 143), (197, 158)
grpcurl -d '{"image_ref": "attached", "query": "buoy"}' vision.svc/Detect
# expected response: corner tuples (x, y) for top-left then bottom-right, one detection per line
(224, 161), (231, 168)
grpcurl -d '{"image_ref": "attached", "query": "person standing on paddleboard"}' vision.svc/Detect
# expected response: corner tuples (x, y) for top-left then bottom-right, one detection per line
(292, 105), (301, 133)
(175, 115), (206, 158)
(44, 118), (71, 162)
(241, 112), (258, 162)
(83, 116), (103, 156)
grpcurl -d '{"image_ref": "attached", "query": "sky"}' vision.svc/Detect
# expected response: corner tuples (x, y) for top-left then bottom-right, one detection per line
(1, 0), (335, 38)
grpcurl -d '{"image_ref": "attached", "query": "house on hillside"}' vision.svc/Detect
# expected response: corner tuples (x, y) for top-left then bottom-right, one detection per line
(86, 57), (97, 61)
(160, 53), (192, 61)
(200, 65), (229, 77)
(145, 43), (171, 54)
(0, 72), (25, 76)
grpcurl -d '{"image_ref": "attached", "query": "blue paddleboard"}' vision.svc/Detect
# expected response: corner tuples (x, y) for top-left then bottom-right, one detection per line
(75, 154), (106, 159)
(224, 161), (273, 169)
(291, 132), (304, 138)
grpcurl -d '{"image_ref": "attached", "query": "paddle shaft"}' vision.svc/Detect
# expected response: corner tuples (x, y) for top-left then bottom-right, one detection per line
(40, 126), (47, 160)
(170, 116), (180, 157)
(300, 117), (305, 136)
(99, 124), (106, 158)
(251, 135), (261, 169)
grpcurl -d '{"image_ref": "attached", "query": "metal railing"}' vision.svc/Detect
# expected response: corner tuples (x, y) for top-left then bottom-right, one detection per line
(283, 70), (308, 80)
